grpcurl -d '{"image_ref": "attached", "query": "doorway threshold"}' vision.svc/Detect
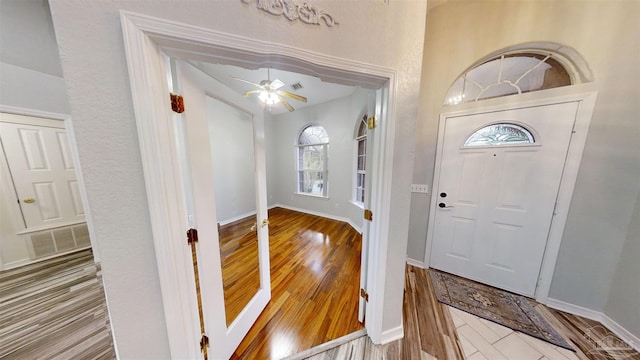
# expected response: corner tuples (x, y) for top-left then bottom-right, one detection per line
(283, 329), (367, 360)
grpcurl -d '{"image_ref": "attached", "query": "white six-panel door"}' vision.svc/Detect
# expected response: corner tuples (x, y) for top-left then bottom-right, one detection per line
(430, 102), (579, 296)
(0, 113), (85, 230)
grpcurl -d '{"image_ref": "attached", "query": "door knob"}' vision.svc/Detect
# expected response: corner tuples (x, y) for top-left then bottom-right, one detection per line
(438, 202), (453, 208)
(261, 219), (270, 228)
(23, 198), (36, 204)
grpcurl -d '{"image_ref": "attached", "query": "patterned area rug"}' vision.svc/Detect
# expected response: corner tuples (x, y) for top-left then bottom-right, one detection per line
(429, 269), (574, 351)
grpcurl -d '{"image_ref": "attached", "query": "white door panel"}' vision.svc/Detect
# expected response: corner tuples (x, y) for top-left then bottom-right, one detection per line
(0, 115), (84, 230)
(175, 61), (270, 359)
(431, 102), (578, 296)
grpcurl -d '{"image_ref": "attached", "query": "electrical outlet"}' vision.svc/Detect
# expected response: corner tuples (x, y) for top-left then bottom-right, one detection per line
(410, 184), (429, 194)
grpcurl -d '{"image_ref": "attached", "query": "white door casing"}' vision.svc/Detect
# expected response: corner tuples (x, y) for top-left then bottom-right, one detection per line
(175, 60), (271, 359)
(120, 11), (398, 355)
(0, 113), (85, 231)
(425, 90), (597, 303)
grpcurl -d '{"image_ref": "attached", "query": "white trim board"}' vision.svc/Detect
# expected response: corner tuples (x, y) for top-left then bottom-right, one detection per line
(380, 325), (404, 345)
(406, 257), (425, 269)
(424, 91), (598, 304)
(218, 210), (257, 227)
(271, 204), (363, 234)
(282, 329), (368, 360)
(546, 298), (640, 352)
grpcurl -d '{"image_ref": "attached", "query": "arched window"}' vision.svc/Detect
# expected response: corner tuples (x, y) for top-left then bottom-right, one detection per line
(297, 124), (329, 197)
(464, 123), (535, 147)
(445, 52), (572, 105)
(354, 114), (368, 204)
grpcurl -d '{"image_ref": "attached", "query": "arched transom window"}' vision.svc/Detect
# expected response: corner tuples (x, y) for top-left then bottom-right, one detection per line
(445, 52), (572, 105)
(297, 124), (329, 197)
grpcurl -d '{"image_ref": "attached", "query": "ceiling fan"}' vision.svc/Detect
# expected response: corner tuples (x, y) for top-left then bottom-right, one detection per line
(233, 69), (307, 112)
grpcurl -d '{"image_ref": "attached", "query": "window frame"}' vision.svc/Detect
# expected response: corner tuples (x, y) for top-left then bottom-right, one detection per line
(296, 124), (329, 198)
(352, 114), (368, 206)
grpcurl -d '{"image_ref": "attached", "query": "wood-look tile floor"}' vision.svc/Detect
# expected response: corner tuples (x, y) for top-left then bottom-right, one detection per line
(230, 207), (364, 359)
(302, 265), (639, 360)
(0, 250), (115, 360)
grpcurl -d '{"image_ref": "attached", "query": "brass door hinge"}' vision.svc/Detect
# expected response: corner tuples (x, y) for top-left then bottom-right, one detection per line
(170, 93), (185, 113)
(360, 288), (369, 302)
(187, 228), (198, 244)
(367, 116), (376, 129)
(200, 334), (209, 355)
(364, 209), (373, 221)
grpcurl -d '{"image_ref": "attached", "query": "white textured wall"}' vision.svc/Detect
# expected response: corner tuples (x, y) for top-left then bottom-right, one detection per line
(207, 96), (256, 224)
(0, 62), (70, 115)
(410, 0), (640, 330)
(605, 189), (640, 337)
(0, 0), (63, 77)
(48, 1), (426, 356)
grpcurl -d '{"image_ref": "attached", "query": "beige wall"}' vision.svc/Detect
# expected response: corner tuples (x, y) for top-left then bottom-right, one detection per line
(605, 189), (640, 336)
(49, 1), (427, 357)
(410, 0), (639, 336)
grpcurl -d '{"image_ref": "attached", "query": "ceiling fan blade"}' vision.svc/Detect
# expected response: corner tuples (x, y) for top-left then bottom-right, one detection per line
(243, 90), (262, 97)
(232, 77), (264, 89)
(279, 97), (295, 112)
(269, 79), (285, 90)
(277, 90), (308, 103)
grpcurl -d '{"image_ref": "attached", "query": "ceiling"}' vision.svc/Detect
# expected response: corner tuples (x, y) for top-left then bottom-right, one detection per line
(192, 61), (358, 115)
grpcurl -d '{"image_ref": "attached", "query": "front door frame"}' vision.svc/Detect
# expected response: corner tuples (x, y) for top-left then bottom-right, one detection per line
(120, 11), (397, 358)
(425, 90), (597, 304)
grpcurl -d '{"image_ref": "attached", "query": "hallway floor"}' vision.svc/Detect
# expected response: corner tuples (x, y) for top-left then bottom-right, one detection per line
(0, 249), (115, 359)
(297, 265), (639, 360)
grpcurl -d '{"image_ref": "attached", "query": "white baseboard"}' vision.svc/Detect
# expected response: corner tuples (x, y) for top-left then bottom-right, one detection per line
(271, 204), (362, 234)
(546, 298), (602, 321)
(547, 298), (639, 352)
(2, 258), (31, 271)
(406, 257), (426, 268)
(219, 210), (257, 226)
(380, 325), (404, 345)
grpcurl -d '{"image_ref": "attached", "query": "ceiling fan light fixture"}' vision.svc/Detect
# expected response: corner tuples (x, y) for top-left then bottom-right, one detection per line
(258, 90), (279, 105)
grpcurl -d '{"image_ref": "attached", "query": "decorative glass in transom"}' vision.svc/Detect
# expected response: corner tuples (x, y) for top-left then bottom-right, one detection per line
(298, 125), (329, 145)
(445, 53), (571, 105)
(464, 123), (535, 147)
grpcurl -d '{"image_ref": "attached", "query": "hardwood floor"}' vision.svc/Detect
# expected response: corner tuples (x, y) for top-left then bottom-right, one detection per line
(229, 207), (364, 359)
(219, 215), (261, 326)
(3, 219), (636, 360)
(0, 250), (115, 359)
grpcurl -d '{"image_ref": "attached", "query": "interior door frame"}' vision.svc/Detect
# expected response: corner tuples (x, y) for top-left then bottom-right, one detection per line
(424, 89), (597, 304)
(0, 105), (100, 265)
(120, 11), (398, 358)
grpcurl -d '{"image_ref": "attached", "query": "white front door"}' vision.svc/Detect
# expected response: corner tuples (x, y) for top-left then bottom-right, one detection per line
(0, 113), (85, 230)
(430, 102), (578, 296)
(175, 61), (271, 359)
